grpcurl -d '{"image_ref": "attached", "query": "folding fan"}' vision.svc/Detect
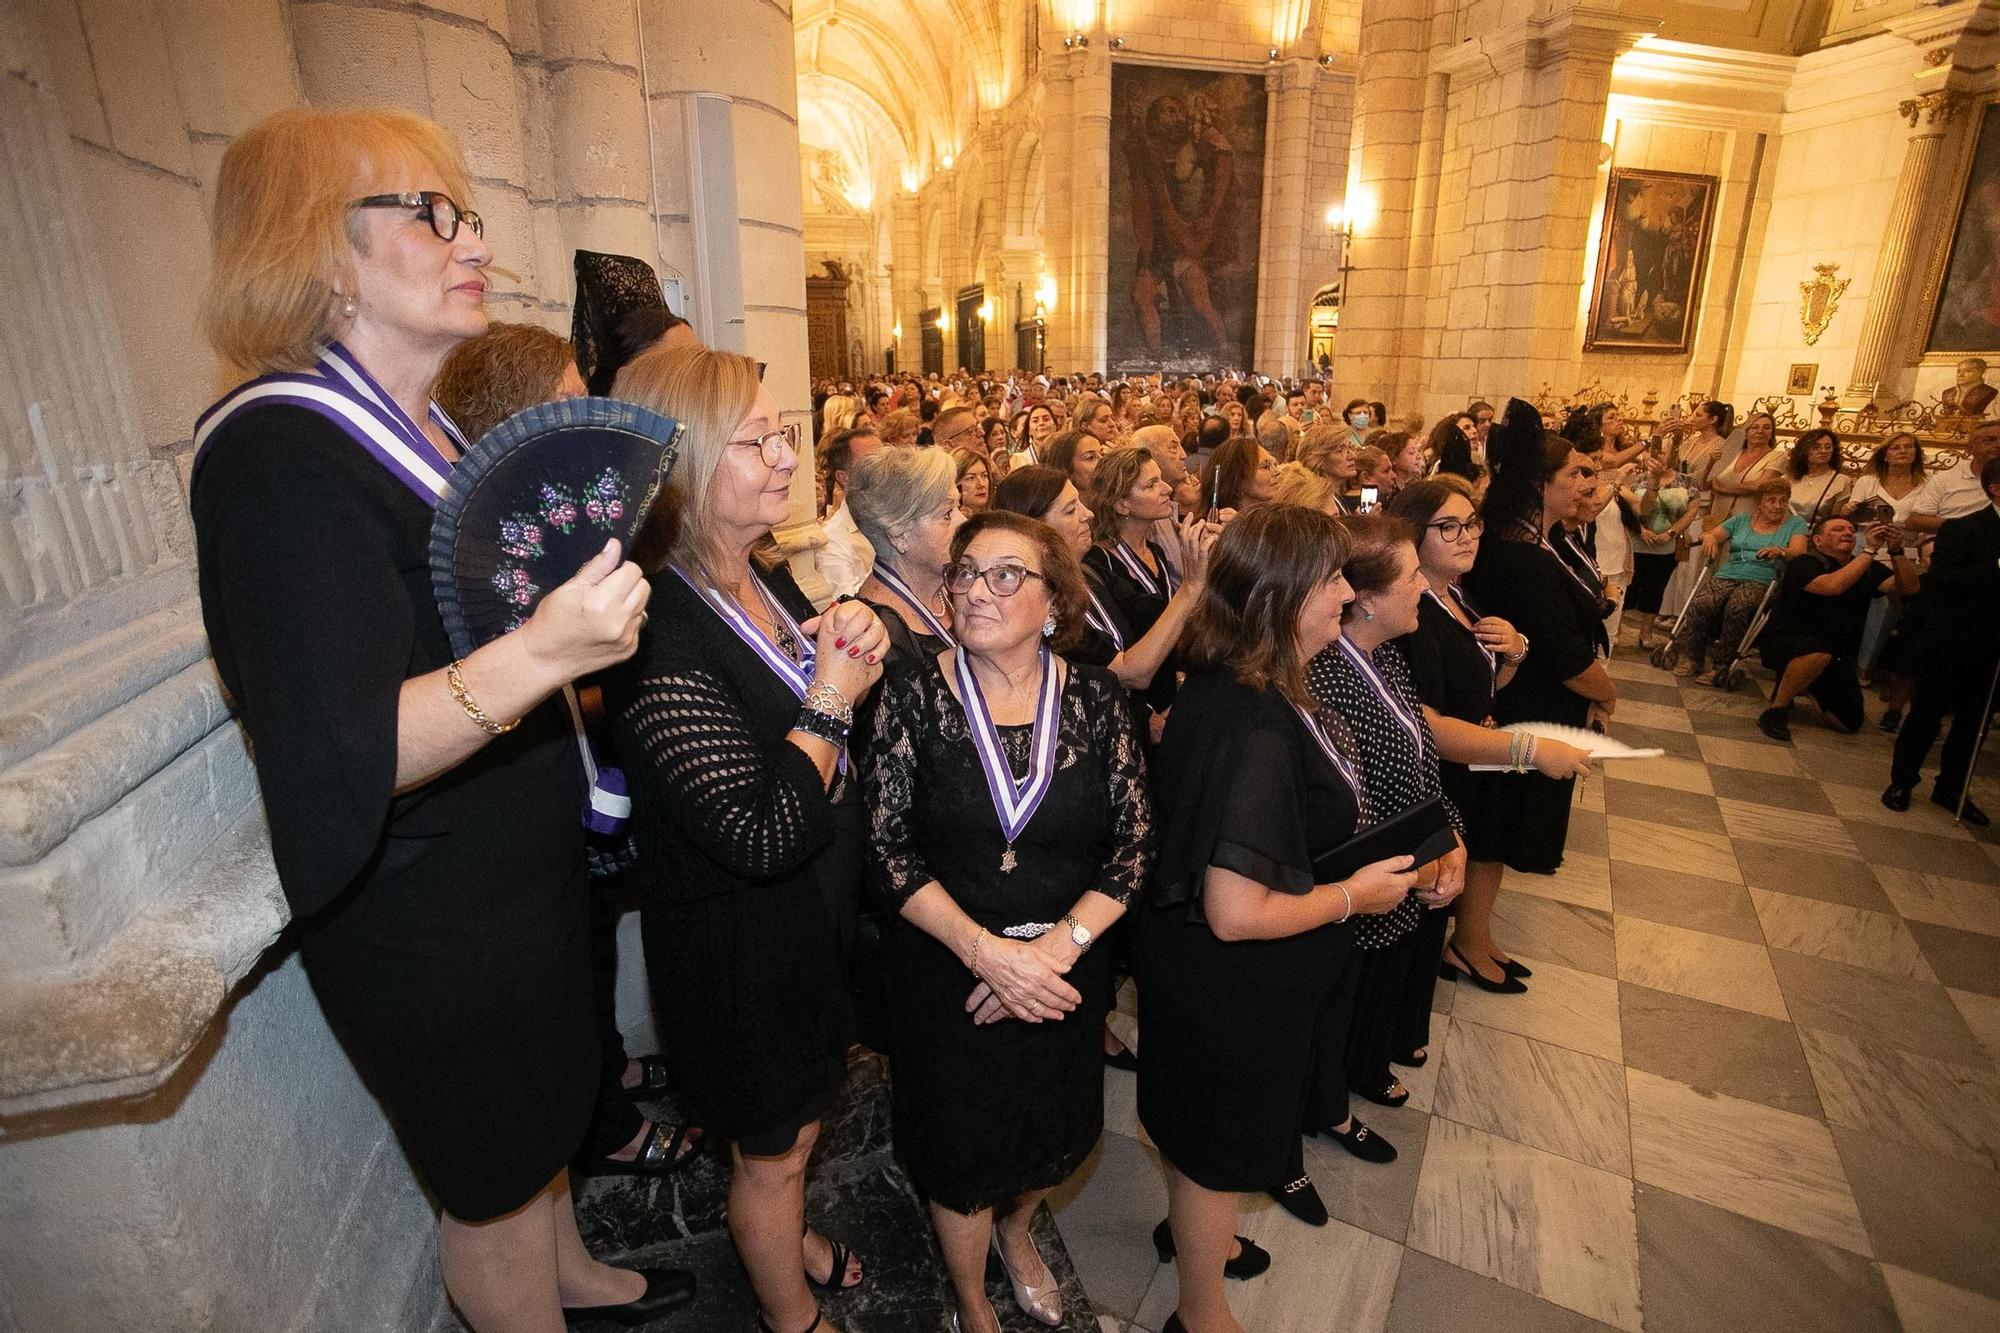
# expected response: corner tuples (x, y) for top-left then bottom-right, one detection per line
(431, 397), (682, 659)
(1467, 722), (1665, 771)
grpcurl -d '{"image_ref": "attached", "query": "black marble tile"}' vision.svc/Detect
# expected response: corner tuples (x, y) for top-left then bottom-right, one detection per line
(1608, 721), (1703, 760)
(1616, 679), (1686, 708)
(1731, 839), (1894, 913)
(1687, 709), (1777, 741)
(1602, 779), (1726, 834)
(1618, 983), (1821, 1118)
(1834, 1125), (2000, 1300)
(1908, 920), (2000, 999)
(1705, 764), (1838, 817)
(1846, 821), (2000, 882)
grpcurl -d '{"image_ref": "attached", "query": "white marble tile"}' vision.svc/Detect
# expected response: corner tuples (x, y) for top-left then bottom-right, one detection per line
(1614, 915), (1789, 1020)
(1874, 866), (2000, 939)
(1798, 1026), (2000, 1169)
(1822, 779), (1977, 837)
(1604, 752), (1715, 796)
(1698, 734), (1802, 776)
(1951, 988), (2000, 1065)
(1432, 1020), (1631, 1174)
(1507, 852), (1614, 912)
(1449, 957), (1623, 1063)
(1617, 699), (1696, 733)
(1626, 1068), (1870, 1255)
(1132, 1210), (1403, 1333)
(1408, 1118), (1642, 1331)
(1717, 797), (1861, 859)
(1605, 815), (1743, 883)
(1881, 1263), (2000, 1333)
(1748, 889), (1936, 981)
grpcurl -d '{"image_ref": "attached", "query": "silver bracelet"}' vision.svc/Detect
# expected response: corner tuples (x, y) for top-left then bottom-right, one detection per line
(802, 678), (852, 727)
(1335, 881), (1354, 923)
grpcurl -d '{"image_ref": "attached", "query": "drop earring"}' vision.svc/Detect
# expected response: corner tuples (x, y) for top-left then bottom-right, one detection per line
(1042, 614), (1057, 638)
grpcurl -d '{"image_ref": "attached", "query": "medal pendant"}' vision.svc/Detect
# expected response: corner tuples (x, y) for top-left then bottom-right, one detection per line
(1001, 846), (1018, 874)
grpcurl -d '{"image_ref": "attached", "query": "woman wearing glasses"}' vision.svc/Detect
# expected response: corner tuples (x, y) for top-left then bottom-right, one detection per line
(191, 110), (687, 1330)
(862, 511), (1153, 1333)
(608, 344), (888, 1333)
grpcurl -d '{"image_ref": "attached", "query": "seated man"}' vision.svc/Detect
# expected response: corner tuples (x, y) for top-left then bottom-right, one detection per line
(1758, 513), (1917, 741)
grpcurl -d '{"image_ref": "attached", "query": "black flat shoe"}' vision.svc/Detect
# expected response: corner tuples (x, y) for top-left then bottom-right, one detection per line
(1355, 1081), (1410, 1108)
(1757, 707), (1792, 742)
(1313, 1116), (1398, 1164)
(1151, 1219), (1272, 1279)
(618, 1054), (673, 1100)
(564, 1267), (696, 1326)
(1103, 1044), (1140, 1072)
(1881, 784), (1912, 812)
(1391, 1048), (1428, 1069)
(1267, 1173), (1328, 1226)
(1441, 943), (1527, 994)
(580, 1118), (703, 1177)
(1879, 707), (1902, 734)
(1164, 1314), (1188, 1333)
(1936, 792), (1990, 827)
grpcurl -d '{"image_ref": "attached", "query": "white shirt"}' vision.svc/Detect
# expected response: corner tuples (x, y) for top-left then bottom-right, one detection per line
(1908, 458), (1990, 523)
(1847, 473), (1926, 526)
(814, 503), (874, 600)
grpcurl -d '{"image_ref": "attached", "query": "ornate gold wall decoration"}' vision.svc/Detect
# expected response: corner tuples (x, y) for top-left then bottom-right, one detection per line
(1798, 263), (1850, 346)
(1897, 90), (1961, 129)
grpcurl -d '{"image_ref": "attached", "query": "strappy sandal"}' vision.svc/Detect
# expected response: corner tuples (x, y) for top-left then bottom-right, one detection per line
(617, 1054), (673, 1100)
(804, 1223), (865, 1292)
(758, 1311), (823, 1333)
(583, 1118), (703, 1177)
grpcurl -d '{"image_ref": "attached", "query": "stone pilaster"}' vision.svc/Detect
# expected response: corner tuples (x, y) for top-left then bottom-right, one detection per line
(1253, 58), (1319, 376)
(890, 186), (922, 373)
(1040, 51), (1078, 369)
(1068, 40), (1113, 372)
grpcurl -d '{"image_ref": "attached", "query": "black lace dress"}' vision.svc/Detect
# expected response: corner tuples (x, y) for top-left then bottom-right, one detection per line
(863, 655), (1153, 1213)
(606, 565), (858, 1153)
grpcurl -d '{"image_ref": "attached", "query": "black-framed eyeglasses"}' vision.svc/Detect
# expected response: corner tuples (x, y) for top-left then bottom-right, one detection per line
(730, 425), (798, 467)
(351, 191), (483, 242)
(944, 561), (1046, 598)
(1426, 516), (1485, 541)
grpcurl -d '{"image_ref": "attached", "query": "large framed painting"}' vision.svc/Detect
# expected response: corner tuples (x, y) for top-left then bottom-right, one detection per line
(1107, 64), (1266, 375)
(1923, 101), (2000, 362)
(1584, 168), (1718, 353)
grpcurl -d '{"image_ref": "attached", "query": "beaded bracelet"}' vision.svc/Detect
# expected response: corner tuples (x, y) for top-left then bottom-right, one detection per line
(446, 660), (519, 735)
(792, 706), (850, 747)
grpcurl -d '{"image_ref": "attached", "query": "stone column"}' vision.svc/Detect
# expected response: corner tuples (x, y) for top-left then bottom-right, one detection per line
(1068, 40), (1113, 371)
(1040, 52), (1078, 369)
(1330, 5), (1429, 400)
(1254, 58), (1318, 376)
(890, 186), (922, 373)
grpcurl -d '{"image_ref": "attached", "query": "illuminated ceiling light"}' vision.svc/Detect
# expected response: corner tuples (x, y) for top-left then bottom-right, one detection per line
(941, 151), (954, 169)
(1036, 273), (1058, 313)
(892, 320), (902, 339)
(935, 310), (951, 332)
(978, 301), (994, 322)
(901, 165), (919, 193)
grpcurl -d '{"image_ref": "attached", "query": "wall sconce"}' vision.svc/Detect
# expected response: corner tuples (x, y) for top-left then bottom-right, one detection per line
(978, 301), (994, 323)
(1109, 35), (1125, 50)
(1063, 32), (1090, 49)
(1268, 47), (1280, 61)
(941, 152), (954, 169)
(1037, 274), (1058, 313)
(892, 320), (903, 340)
(935, 311), (951, 333)
(1317, 53), (1335, 68)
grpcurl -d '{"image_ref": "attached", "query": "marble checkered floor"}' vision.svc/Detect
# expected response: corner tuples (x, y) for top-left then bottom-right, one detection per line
(1052, 645), (2000, 1333)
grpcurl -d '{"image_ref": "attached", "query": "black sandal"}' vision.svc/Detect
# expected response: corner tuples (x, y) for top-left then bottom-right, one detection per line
(758, 1312), (823, 1333)
(583, 1118), (703, 1177)
(1440, 943), (1527, 994)
(1391, 1048), (1428, 1069)
(804, 1224), (865, 1292)
(617, 1054), (673, 1100)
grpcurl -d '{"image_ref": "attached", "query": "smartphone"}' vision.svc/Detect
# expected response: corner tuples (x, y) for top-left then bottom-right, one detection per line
(1359, 484), (1379, 514)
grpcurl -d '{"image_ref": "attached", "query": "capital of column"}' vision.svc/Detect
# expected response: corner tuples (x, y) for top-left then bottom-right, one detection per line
(1897, 89), (1965, 132)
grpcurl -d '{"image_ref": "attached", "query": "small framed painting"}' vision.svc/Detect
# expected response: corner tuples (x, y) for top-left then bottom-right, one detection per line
(1786, 363), (1817, 395)
(1585, 168), (1719, 353)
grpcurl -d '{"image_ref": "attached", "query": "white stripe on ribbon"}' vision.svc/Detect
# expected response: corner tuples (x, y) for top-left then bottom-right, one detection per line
(956, 642), (1061, 843)
(1110, 539), (1175, 598)
(1426, 586), (1496, 679)
(871, 565), (955, 646)
(1336, 635), (1426, 758)
(674, 566), (815, 699)
(1083, 585), (1126, 650)
(194, 379), (453, 501)
(1294, 702), (1363, 801)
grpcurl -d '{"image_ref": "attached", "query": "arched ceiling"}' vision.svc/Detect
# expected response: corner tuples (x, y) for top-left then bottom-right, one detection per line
(795, 0), (1005, 206)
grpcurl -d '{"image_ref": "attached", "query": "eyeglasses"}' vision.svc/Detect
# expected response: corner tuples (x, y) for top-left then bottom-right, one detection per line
(944, 561), (1046, 598)
(351, 191), (483, 242)
(730, 426), (797, 467)
(1425, 516), (1485, 541)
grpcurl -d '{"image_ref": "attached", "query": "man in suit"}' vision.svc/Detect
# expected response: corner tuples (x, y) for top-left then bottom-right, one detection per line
(1884, 454), (2000, 824)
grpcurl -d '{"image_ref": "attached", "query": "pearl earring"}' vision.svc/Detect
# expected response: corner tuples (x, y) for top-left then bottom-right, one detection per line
(339, 296), (358, 318)
(1042, 614), (1057, 638)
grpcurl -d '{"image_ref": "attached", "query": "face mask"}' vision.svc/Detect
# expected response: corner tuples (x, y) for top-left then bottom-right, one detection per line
(1349, 412), (1370, 429)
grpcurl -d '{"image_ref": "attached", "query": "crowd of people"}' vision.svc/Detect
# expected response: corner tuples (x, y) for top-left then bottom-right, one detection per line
(188, 108), (1997, 1333)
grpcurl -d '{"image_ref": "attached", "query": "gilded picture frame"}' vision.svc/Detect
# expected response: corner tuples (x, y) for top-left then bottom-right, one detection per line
(1584, 168), (1718, 354)
(1920, 99), (2000, 366)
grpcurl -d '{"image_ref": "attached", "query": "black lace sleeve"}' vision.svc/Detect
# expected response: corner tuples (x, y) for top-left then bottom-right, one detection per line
(1083, 670), (1155, 906)
(861, 663), (936, 911)
(617, 664), (835, 880)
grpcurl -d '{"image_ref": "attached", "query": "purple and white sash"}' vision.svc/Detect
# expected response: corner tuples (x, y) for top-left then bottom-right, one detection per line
(1294, 701), (1364, 802)
(956, 643), (1061, 871)
(1083, 585), (1126, 650)
(1110, 539), (1176, 599)
(675, 566), (847, 772)
(1426, 586), (1496, 680)
(1541, 528), (1603, 599)
(194, 344), (630, 833)
(1336, 635), (1426, 758)
(871, 565), (955, 646)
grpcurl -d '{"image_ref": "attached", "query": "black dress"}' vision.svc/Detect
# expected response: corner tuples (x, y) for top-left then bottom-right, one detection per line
(863, 656), (1153, 1212)
(606, 565), (856, 1153)
(1082, 540), (1179, 718)
(1403, 588), (1501, 860)
(1133, 670), (1361, 1194)
(1462, 537), (1602, 873)
(192, 405), (595, 1222)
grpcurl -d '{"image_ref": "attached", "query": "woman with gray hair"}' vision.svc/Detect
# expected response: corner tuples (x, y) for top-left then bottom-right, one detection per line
(852, 446), (967, 666)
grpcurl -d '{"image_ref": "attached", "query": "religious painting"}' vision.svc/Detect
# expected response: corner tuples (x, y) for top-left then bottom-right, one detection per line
(1107, 64), (1266, 375)
(1786, 363), (1818, 396)
(1584, 168), (1717, 353)
(1924, 102), (2000, 361)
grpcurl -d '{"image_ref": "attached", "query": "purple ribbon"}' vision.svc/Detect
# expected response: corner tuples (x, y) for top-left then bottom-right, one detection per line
(956, 643), (1061, 844)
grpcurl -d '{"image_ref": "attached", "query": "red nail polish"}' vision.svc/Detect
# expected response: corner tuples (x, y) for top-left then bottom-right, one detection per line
(866, 654), (877, 664)
(835, 637), (846, 648)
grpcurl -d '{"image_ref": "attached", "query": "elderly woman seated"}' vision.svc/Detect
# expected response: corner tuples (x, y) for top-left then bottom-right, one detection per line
(1671, 477), (1807, 684)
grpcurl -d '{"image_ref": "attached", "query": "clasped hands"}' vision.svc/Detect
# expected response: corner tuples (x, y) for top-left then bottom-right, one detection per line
(964, 930), (1082, 1027)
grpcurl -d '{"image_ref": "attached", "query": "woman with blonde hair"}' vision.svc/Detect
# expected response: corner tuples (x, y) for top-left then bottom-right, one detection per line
(607, 343), (889, 1333)
(191, 107), (686, 1330)
(1269, 460), (1341, 513)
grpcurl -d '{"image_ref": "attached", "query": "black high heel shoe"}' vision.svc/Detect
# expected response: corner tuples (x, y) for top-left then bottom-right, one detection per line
(757, 1313), (822, 1333)
(563, 1267), (696, 1326)
(1500, 957), (1533, 979)
(1440, 942), (1527, 994)
(1151, 1219), (1272, 1279)
(1164, 1315), (1188, 1333)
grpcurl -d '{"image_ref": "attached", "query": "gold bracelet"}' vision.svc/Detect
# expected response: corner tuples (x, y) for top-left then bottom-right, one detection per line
(446, 660), (519, 735)
(968, 929), (987, 980)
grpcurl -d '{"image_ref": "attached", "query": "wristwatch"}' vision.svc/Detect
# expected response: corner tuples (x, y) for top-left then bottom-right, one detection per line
(1062, 914), (1094, 953)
